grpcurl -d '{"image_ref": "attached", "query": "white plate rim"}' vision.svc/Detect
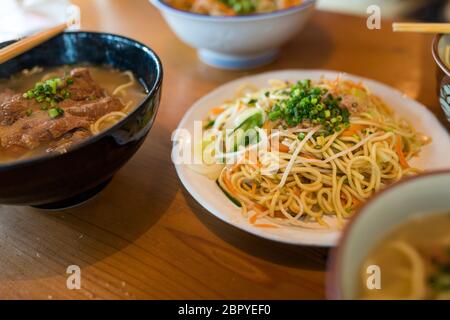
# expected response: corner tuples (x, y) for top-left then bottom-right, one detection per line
(173, 69), (450, 247)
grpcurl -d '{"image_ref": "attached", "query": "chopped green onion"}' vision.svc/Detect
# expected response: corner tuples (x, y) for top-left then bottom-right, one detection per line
(220, 0), (256, 14)
(48, 108), (64, 119)
(22, 77), (72, 108)
(248, 98), (257, 106)
(267, 80), (350, 135)
(204, 120), (215, 129)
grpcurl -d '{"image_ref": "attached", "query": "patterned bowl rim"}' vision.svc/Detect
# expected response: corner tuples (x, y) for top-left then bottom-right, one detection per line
(432, 34), (450, 78)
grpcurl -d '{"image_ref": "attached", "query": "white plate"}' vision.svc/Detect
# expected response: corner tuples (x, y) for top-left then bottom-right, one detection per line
(173, 70), (450, 247)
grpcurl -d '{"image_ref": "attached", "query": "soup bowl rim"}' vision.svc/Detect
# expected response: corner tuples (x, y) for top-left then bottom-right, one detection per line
(0, 31), (163, 170)
(150, 0), (316, 22)
(432, 33), (450, 78)
(327, 168), (450, 300)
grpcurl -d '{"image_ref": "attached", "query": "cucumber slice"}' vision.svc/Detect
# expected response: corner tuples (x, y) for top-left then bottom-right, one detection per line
(233, 109), (264, 132)
(216, 179), (242, 207)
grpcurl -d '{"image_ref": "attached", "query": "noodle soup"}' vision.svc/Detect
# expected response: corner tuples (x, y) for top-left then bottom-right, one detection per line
(358, 212), (450, 300)
(0, 65), (146, 163)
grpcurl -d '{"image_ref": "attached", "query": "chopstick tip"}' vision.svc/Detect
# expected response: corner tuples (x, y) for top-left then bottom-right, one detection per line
(392, 22), (400, 32)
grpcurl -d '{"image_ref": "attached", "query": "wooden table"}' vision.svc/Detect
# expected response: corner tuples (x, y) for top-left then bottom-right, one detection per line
(0, 0), (446, 300)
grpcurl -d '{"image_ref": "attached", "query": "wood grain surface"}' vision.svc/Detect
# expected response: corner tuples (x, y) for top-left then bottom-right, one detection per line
(0, 0), (446, 299)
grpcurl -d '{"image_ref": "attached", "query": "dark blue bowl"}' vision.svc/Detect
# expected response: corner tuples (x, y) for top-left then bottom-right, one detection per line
(0, 32), (163, 208)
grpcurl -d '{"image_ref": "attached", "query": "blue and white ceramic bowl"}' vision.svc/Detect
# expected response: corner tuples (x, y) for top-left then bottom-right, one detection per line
(432, 34), (450, 123)
(150, 0), (316, 69)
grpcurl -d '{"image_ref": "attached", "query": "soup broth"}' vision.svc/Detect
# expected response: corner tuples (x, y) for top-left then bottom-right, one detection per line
(0, 65), (146, 163)
(358, 212), (450, 300)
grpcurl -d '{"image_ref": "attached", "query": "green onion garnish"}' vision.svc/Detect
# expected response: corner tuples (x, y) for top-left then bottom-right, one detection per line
(267, 80), (350, 135)
(48, 107), (64, 119)
(22, 77), (72, 108)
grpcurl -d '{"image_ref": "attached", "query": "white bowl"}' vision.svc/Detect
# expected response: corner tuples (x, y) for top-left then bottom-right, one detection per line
(328, 170), (450, 299)
(150, 0), (316, 69)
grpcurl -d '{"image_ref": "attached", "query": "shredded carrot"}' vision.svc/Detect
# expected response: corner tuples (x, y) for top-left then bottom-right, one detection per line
(215, 1), (236, 15)
(280, 0), (290, 9)
(249, 212), (259, 224)
(396, 135), (410, 168)
(341, 124), (366, 137)
(210, 106), (224, 115)
(277, 0), (303, 9)
(273, 211), (286, 219)
(254, 203), (267, 212)
(278, 143), (290, 153)
(222, 175), (240, 197)
(352, 197), (361, 207)
(253, 224), (278, 229)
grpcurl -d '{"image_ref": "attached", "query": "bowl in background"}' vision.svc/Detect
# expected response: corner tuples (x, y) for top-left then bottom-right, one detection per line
(0, 32), (163, 209)
(327, 170), (450, 299)
(150, 0), (316, 69)
(432, 34), (450, 123)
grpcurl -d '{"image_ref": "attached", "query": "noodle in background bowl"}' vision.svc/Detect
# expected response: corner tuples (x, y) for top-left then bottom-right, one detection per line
(432, 34), (450, 123)
(150, 0), (316, 69)
(327, 170), (450, 299)
(0, 32), (163, 208)
(173, 70), (450, 246)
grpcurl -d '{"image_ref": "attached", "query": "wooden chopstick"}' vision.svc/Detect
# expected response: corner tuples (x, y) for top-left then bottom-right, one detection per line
(0, 19), (75, 65)
(393, 22), (450, 34)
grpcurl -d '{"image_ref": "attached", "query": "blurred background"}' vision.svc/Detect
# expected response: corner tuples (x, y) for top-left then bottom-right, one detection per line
(0, 0), (449, 42)
(318, 0), (450, 22)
